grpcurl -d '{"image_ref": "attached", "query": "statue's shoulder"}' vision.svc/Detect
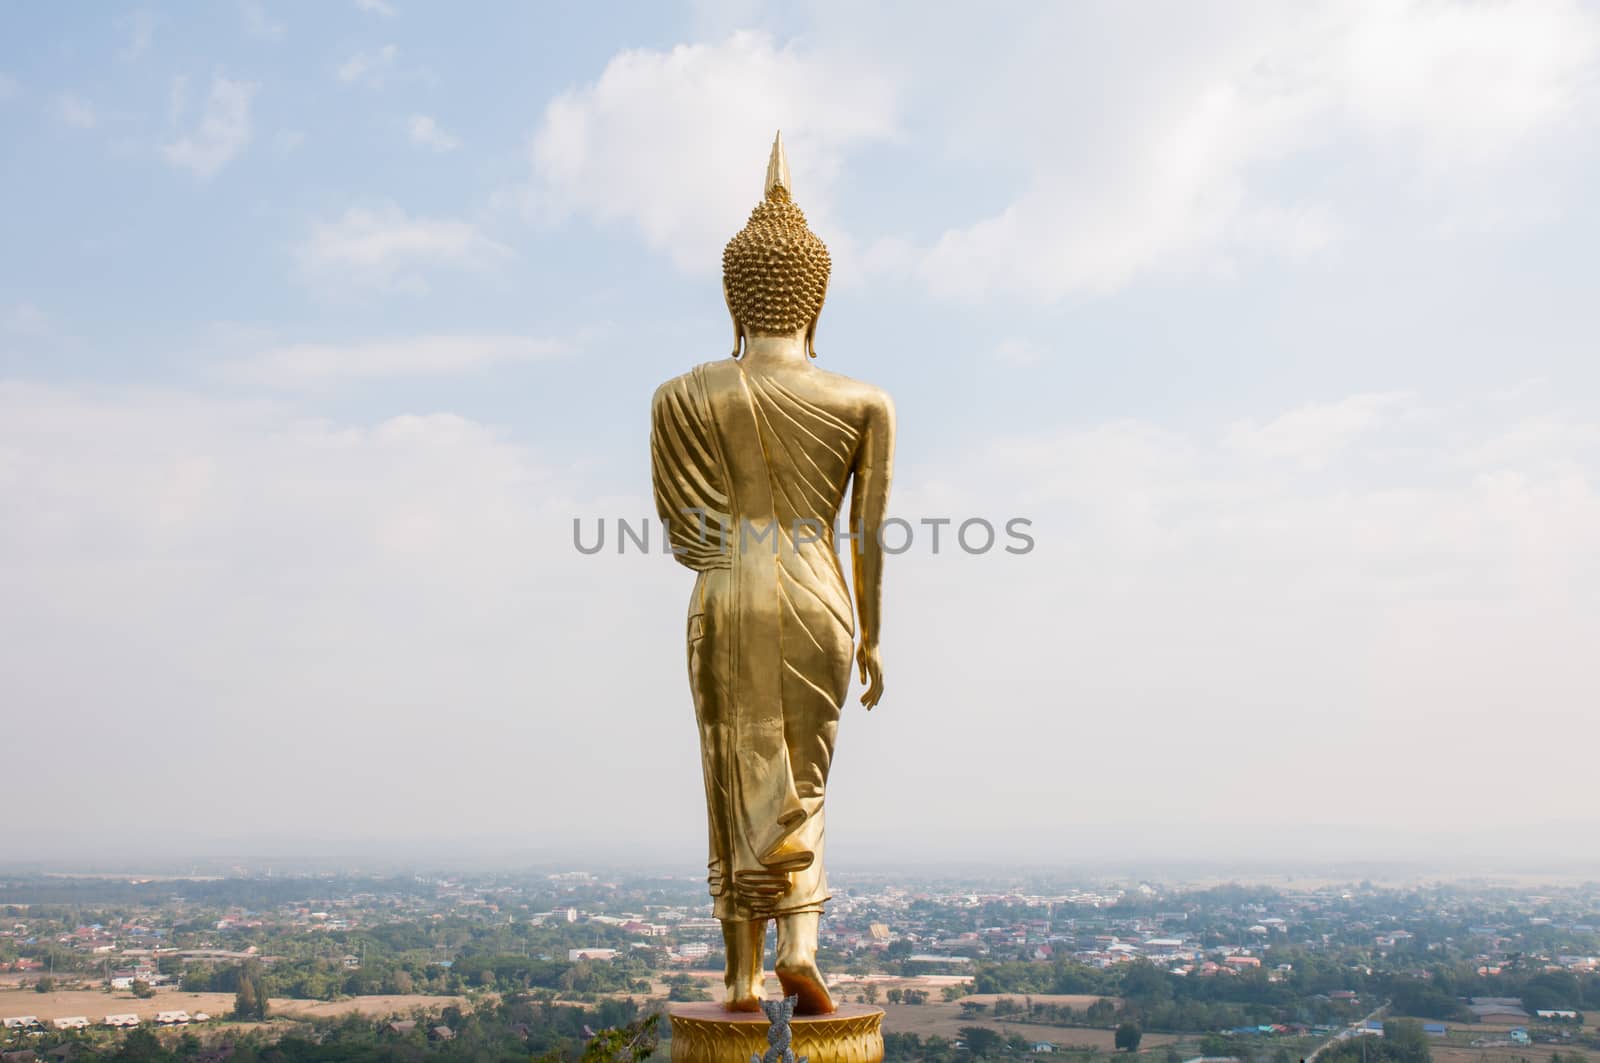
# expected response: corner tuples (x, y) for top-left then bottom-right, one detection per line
(652, 360), (723, 410)
(811, 366), (894, 420)
(654, 360), (739, 397)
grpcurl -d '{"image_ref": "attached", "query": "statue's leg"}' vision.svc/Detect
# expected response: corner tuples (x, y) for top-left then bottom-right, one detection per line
(720, 918), (766, 1012)
(775, 911), (834, 1015)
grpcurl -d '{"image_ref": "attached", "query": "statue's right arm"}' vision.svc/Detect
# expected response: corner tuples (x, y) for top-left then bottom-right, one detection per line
(848, 390), (895, 709)
(649, 380), (703, 571)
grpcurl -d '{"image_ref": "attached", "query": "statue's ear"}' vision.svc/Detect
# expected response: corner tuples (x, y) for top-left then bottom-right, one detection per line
(723, 278), (744, 359)
(806, 275), (828, 359)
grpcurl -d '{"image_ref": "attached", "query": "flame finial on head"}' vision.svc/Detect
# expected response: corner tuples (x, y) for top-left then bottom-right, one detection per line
(764, 130), (792, 199)
(723, 131), (831, 355)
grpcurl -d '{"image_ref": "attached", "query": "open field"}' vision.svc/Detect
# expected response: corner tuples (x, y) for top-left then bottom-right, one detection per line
(1435, 1046), (1600, 1063)
(271, 994), (465, 1019)
(957, 993), (1117, 1010)
(875, 1001), (1175, 1047)
(0, 987), (462, 1024)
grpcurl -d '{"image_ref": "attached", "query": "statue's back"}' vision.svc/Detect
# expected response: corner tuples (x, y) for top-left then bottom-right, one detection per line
(650, 133), (895, 1022)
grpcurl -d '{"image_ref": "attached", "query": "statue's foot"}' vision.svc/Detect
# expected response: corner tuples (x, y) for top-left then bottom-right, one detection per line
(775, 954), (834, 1015)
(723, 992), (763, 1013)
(775, 910), (834, 1015)
(721, 916), (768, 1013)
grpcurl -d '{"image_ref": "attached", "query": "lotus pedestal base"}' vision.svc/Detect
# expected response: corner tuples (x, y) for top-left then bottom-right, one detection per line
(668, 1002), (884, 1063)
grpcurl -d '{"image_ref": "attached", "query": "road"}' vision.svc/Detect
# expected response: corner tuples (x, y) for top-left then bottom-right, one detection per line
(1306, 1001), (1390, 1063)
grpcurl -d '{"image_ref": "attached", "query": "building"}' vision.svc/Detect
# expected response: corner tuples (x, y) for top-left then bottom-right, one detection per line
(154, 1011), (190, 1025)
(567, 948), (617, 962)
(49, 1019), (89, 1031)
(1468, 997), (1529, 1023)
(103, 1015), (140, 1028)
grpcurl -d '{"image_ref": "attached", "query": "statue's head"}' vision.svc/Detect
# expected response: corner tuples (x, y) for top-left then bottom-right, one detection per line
(722, 132), (831, 358)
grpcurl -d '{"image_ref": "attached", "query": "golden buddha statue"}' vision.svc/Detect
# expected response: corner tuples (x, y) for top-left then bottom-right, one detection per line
(650, 133), (895, 1016)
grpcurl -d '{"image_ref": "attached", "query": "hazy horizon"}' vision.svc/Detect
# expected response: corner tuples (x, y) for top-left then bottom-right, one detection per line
(7, 821), (1600, 881)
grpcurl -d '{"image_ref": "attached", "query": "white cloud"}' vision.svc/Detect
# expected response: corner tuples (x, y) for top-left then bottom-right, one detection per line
(0, 73), (18, 102)
(354, 0), (397, 15)
(917, 1), (1600, 301)
(407, 114), (458, 152)
(240, 0), (283, 40)
(4, 379), (1598, 852)
(54, 94), (97, 129)
(337, 44), (398, 87)
(235, 334), (561, 388)
(1337, 0), (1600, 169)
(1222, 392), (1408, 467)
(0, 380), (694, 851)
(162, 75), (257, 179)
(528, 30), (897, 273)
(294, 202), (512, 293)
(863, 386), (1600, 841)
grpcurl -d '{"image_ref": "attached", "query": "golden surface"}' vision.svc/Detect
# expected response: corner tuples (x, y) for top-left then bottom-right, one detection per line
(650, 134), (896, 1015)
(722, 131), (832, 355)
(668, 1003), (884, 1063)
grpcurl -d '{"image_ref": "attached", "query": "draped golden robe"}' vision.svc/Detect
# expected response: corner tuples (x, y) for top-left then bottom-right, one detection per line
(651, 359), (860, 920)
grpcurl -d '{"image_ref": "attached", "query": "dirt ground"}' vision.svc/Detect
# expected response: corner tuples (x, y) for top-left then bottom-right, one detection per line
(1434, 1045), (1600, 1063)
(955, 993), (1118, 1010)
(270, 994), (464, 1019)
(0, 987), (462, 1024)
(871, 1001), (1174, 1047)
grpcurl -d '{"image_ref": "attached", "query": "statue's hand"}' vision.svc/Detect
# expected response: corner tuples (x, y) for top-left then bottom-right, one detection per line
(856, 641), (884, 710)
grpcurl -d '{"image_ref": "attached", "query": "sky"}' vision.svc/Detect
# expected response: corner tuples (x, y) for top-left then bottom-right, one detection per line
(3, 1), (1600, 872)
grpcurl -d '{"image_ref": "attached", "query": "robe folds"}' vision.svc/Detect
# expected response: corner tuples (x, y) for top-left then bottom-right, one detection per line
(650, 358), (860, 920)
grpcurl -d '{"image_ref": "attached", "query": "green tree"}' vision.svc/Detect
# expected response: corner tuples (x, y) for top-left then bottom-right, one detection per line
(131, 979), (156, 998)
(111, 1028), (176, 1062)
(1382, 1019), (1431, 1063)
(581, 1012), (661, 1062)
(233, 961), (269, 1021)
(960, 1025), (1005, 1059)
(667, 981), (711, 1002)
(1116, 1022), (1143, 1052)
